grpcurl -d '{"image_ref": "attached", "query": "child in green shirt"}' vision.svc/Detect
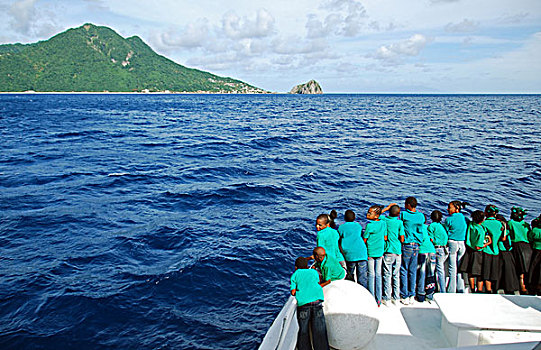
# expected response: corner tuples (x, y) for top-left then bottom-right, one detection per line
(364, 205), (388, 306)
(428, 210), (448, 293)
(509, 207), (532, 294)
(460, 210), (490, 293)
(528, 215), (541, 295)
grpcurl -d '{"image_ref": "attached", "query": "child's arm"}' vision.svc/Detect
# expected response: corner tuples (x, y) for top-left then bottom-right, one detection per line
(482, 234), (492, 249)
(382, 203), (397, 213)
(291, 289), (297, 296)
(320, 280), (331, 288)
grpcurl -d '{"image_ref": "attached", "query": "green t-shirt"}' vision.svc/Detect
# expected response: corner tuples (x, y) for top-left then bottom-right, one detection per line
(338, 222), (368, 261)
(529, 227), (541, 250)
(290, 269), (324, 307)
(363, 219), (387, 258)
(482, 218), (503, 255)
(466, 222), (487, 249)
(381, 216), (404, 255)
(509, 220), (531, 243)
(320, 255), (346, 281)
(317, 227), (345, 262)
(427, 222), (448, 247)
(419, 225), (436, 254)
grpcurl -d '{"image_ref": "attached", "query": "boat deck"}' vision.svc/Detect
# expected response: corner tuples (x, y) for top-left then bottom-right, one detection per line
(364, 299), (448, 350)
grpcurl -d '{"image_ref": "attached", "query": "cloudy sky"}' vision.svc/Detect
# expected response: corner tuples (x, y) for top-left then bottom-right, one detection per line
(1, 0), (540, 93)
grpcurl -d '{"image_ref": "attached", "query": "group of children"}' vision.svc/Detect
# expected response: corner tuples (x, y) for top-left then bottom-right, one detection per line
(289, 197), (541, 350)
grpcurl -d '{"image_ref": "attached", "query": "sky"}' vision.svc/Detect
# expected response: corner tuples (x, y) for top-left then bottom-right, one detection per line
(0, 0), (540, 93)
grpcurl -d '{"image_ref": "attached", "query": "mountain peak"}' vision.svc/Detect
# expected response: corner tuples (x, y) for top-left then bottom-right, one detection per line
(0, 24), (267, 93)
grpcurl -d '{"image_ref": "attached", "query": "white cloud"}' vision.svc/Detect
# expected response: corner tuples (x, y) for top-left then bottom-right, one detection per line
(372, 34), (431, 65)
(221, 9), (275, 40)
(7, 0), (59, 38)
(153, 20), (210, 50)
(445, 19), (479, 33)
(306, 0), (367, 38)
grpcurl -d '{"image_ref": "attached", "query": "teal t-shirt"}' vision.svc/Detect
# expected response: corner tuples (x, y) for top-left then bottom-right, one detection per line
(290, 269), (324, 307)
(466, 223), (486, 249)
(419, 225), (436, 254)
(363, 219), (386, 257)
(381, 216), (403, 255)
(445, 213), (468, 241)
(482, 218), (503, 255)
(400, 210), (425, 244)
(338, 222), (367, 261)
(320, 255), (346, 281)
(529, 227), (541, 250)
(427, 222), (448, 247)
(509, 220), (530, 243)
(317, 227), (345, 262)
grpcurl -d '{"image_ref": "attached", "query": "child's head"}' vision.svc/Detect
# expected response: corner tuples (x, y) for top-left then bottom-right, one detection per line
(431, 210), (443, 223)
(405, 197), (417, 210)
(389, 204), (401, 217)
(313, 247), (326, 263)
(344, 209), (355, 222)
(532, 215), (541, 229)
(448, 200), (469, 214)
(295, 257), (308, 270)
(471, 210), (485, 224)
(484, 205), (499, 218)
(316, 214), (330, 231)
(510, 207), (527, 221)
(367, 205), (383, 220)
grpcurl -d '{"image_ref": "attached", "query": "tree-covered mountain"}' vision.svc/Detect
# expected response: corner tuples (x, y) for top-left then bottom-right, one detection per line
(0, 23), (266, 93)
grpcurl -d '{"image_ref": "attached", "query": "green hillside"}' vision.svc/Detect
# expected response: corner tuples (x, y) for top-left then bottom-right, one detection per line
(0, 23), (266, 93)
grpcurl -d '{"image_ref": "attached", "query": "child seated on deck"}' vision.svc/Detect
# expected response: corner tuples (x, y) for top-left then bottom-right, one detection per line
(290, 257), (330, 350)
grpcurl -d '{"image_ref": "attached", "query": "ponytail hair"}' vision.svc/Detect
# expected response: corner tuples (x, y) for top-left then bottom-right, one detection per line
(368, 205), (384, 216)
(450, 200), (470, 212)
(532, 215), (541, 229)
(510, 207), (527, 221)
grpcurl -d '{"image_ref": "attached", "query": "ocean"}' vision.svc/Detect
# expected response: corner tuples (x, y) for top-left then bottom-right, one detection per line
(0, 94), (540, 349)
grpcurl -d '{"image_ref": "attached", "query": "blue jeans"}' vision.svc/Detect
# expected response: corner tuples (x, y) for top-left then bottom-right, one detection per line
(296, 301), (329, 350)
(447, 240), (466, 293)
(367, 256), (383, 304)
(400, 243), (419, 299)
(382, 253), (401, 301)
(435, 246), (448, 293)
(416, 253), (436, 300)
(346, 260), (367, 289)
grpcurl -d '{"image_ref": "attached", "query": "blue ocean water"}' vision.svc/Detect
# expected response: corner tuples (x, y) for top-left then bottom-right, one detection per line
(0, 93), (540, 349)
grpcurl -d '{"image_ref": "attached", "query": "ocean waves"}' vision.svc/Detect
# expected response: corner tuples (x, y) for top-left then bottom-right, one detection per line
(0, 94), (540, 349)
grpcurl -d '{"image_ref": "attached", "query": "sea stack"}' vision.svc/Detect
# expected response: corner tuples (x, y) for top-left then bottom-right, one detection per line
(289, 80), (323, 94)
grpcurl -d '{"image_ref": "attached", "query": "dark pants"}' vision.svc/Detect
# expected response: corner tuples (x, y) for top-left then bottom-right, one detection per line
(296, 301), (329, 350)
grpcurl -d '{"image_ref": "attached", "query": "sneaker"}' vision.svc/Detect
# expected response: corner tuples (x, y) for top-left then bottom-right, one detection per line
(381, 299), (388, 306)
(392, 299), (398, 306)
(400, 298), (409, 305)
(408, 296), (414, 305)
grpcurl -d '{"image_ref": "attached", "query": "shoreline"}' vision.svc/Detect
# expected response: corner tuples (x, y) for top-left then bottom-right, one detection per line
(1, 91), (540, 96)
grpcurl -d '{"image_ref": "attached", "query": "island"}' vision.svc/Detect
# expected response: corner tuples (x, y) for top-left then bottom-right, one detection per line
(289, 80), (323, 94)
(0, 23), (267, 94)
